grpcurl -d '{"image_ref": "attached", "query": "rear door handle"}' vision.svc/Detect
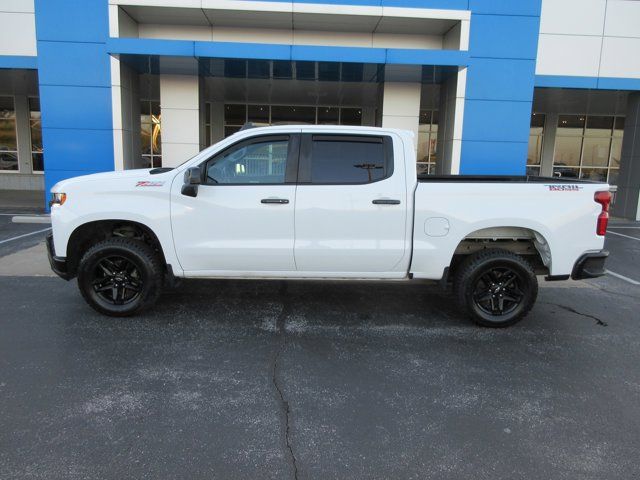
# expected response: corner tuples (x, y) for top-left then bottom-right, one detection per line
(372, 199), (401, 205)
(261, 198), (289, 204)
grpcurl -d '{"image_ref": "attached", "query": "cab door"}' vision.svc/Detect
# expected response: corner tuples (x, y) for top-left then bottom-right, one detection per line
(171, 133), (300, 274)
(293, 132), (409, 276)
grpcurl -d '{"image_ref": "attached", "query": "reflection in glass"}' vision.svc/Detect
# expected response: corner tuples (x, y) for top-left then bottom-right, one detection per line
(553, 166), (579, 179)
(610, 137), (622, 168)
(585, 116), (613, 137)
(248, 105), (269, 123)
(340, 108), (362, 126)
(224, 104), (246, 125)
(29, 97), (43, 171)
(582, 137), (611, 167)
(557, 115), (585, 135)
(528, 135), (543, 166)
(317, 107), (338, 125)
(580, 168), (608, 182)
(554, 136), (582, 166)
(0, 151), (17, 170)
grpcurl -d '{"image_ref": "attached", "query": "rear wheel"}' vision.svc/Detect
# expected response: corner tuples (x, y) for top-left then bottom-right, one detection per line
(454, 249), (538, 328)
(77, 238), (163, 316)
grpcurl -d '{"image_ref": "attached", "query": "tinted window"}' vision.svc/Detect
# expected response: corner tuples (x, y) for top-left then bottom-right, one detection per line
(310, 136), (388, 184)
(206, 138), (289, 184)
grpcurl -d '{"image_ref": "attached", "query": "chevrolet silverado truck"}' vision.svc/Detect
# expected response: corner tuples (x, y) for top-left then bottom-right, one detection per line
(47, 125), (611, 327)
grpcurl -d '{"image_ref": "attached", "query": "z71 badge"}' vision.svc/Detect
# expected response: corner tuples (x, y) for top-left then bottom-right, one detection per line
(546, 184), (583, 192)
(136, 181), (165, 187)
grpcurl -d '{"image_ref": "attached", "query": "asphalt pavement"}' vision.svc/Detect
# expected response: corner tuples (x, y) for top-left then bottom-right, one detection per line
(1, 215), (639, 480)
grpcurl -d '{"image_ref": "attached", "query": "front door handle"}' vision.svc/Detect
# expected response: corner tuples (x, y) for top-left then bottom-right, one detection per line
(372, 199), (401, 205)
(261, 198), (289, 204)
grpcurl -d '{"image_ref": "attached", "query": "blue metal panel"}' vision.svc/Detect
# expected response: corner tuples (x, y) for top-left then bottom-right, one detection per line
(0, 56), (38, 69)
(385, 49), (469, 66)
(468, 0), (541, 16)
(469, 14), (539, 59)
(597, 77), (640, 91)
(34, 0), (109, 43)
(466, 58), (535, 101)
(463, 100), (532, 143)
(106, 38), (195, 57)
(381, 0), (469, 8)
(39, 86), (113, 130)
(292, 45), (386, 64)
(37, 42), (110, 87)
(195, 42), (291, 61)
(460, 141), (528, 175)
(35, 0), (114, 210)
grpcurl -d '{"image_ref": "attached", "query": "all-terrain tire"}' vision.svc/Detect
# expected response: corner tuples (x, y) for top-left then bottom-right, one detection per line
(453, 248), (538, 328)
(77, 237), (163, 317)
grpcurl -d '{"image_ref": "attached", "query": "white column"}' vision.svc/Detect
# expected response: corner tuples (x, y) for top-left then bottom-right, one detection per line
(381, 66), (421, 152)
(160, 74), (200, 167)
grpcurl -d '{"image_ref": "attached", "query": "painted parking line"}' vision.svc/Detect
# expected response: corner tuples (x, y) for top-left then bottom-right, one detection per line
(606, 270), (640, 286)
(608, 231), (640, 242)
(0, 227), (51, 245)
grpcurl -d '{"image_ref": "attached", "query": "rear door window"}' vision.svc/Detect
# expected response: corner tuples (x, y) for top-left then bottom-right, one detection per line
(303, 135), (392, 184)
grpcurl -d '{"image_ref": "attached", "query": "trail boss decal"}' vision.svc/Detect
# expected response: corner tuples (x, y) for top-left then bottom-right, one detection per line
(546, 184), (583, 192)
(136, 181), (165, 187)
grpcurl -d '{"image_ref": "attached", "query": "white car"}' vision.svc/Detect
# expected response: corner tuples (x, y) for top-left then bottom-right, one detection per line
(47, 125), (611, 327)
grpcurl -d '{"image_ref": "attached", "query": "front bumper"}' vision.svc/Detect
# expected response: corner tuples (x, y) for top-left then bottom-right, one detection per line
(46, 233), (73, 280)
(571, 250), (609, 280)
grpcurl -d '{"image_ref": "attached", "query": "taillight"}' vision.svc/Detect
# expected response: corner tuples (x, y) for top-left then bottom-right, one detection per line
(594, 191), (611, 236)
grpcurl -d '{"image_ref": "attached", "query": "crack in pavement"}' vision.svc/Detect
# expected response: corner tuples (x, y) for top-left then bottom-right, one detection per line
(542, 302), (608, 327)
(272, 282), (299, 480)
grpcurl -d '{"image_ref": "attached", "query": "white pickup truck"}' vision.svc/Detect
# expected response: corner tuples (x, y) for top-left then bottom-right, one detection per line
(47, 125), (611, 327)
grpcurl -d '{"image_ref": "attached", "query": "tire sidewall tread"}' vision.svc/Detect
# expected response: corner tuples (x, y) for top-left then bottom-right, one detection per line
(454, 248), (538, 328)
(77, 237), (163, 317)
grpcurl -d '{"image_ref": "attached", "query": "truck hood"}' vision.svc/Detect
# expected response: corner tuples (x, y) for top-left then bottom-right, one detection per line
(50, 168), (176, 193)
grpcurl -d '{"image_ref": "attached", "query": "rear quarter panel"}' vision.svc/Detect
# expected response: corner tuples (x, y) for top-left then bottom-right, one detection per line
(411, 182), (607, 279)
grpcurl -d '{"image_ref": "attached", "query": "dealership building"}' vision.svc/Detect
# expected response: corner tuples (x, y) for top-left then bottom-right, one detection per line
(1, 0), (640, 218)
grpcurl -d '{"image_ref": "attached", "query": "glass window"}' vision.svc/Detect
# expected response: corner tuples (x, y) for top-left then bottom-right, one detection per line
(417, 109), (438, 175)
(340, 108), (362, 126)
(248, 105), (269, 124)
(140, 100), (162, 168)
(341, 63), (364, 82)
(224, 104), (246, 125)
(271, 105), (314, 124)
(527, 113), (545, 171)
(273, 61), (293, 79)
(296, 61), (315, 80)
(317, 107), (339, 125)
(0, 96), (18, 171)
(29, 97), (43, 172)
(553, 114), (625, 182)
(206, 138), (289, 184)
(557, 115), (585, 136)
(310, 136), (388, 184)
(585, 116), (614, 137)
(582, 137), (611, 167)
(554, 136), (583, 167)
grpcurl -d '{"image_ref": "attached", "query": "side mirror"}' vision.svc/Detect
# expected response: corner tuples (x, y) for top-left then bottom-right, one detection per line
(181, 167), (202, 197)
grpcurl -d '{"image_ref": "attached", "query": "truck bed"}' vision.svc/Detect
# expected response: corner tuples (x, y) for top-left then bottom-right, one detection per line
(418, 175), (606, 184)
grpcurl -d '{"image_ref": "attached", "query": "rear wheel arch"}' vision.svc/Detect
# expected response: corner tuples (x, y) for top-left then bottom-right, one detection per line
(449, 226), (552, 279)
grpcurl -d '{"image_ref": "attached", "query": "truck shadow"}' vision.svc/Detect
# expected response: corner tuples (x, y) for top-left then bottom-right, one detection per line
(151, 278), (468, 331)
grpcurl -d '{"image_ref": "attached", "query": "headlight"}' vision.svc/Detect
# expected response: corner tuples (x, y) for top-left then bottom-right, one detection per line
(49, 192), (67, 207)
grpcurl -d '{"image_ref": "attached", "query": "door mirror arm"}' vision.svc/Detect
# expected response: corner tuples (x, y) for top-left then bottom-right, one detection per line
(181, 166), (202, 197)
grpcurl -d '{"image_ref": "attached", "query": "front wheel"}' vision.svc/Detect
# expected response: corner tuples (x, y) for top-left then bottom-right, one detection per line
(77, 238), (163, 316)
(454, 249), (538, 328)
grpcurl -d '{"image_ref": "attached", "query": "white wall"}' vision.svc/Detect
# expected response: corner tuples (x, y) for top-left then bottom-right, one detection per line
(537, 0), (640, 80)
(0, 0), (37, 56)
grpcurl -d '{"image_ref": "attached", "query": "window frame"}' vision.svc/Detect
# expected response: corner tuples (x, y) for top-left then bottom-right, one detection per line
(200, 133), (300, 186)
(297, 133), (394, 185)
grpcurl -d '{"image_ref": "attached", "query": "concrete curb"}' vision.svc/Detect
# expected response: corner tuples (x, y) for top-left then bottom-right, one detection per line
(12, 215), (51, 224)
